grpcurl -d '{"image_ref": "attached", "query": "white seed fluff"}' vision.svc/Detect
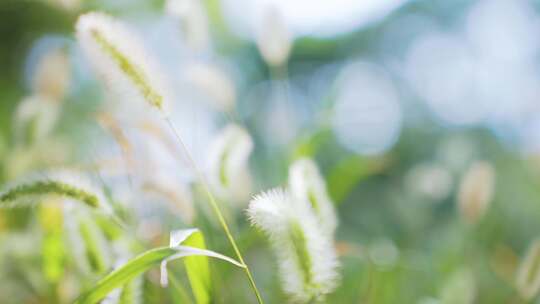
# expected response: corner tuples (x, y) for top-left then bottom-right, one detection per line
(76, 12), (171, 114)
(13, 94), (61, 144)
(256, 5), (292, 67)
(207, 124), (253, 203)
(165, 0), (210, 52)
(32, 47), (71, 101)
(247, 188), (339, 303)
(289, 158), (338, 235)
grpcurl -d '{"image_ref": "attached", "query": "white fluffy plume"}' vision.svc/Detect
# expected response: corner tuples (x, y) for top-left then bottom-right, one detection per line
(165, 0), (210, 52)
(32, 47), (71, 101)
(76, 12), (171, 114)
(13, 95), (60, 145)
(207, 124), (253, 203)
(289, 158), (337, 235)
(256, 5), (292, 67)
(247, 188), (339, 303)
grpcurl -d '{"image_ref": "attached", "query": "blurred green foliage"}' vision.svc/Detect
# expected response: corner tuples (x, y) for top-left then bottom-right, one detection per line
(2, 0), (540, 303)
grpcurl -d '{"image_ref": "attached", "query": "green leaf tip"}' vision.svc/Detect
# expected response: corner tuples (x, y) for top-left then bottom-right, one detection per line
(75, 229), (243, 304)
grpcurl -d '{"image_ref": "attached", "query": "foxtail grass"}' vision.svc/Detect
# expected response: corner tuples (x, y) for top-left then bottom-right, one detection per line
(76, 12), (264, 302)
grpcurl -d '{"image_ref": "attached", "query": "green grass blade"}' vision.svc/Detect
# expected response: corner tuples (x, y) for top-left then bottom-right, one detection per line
(168, 271), (195, 304)
(183, 230), (211, 304)
(78, 217), (109, 274)
(75, 246), (178, 304)
(76, 241), (244, 304)
(40, 203), (65, 283)
(327, 156), (390, 204)
(162, 229), (245, 304)
(119, 276), (142, 304)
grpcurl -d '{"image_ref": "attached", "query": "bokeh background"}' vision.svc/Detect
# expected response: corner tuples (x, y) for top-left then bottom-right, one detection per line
(2, 0), (540, 303)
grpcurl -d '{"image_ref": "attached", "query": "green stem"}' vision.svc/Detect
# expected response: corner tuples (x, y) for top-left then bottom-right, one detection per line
(165, 118), (264, 304)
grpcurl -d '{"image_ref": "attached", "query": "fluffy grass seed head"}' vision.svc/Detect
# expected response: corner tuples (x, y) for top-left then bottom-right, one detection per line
(256, 5), (292, 67)
(166, 0), (210, 52)
(457, 161), (495, 224)
(405, 162), (452, 201)
(207, 124), (253, 203)
(0, 170), (110, 213)
(32, 47), (71, 101)
(247, 188), (339, 303)
(13, 94), (61, 145)
(516, 239), (540, 300)
(76, 12), (170, 114)
(289, 158), (337, 235)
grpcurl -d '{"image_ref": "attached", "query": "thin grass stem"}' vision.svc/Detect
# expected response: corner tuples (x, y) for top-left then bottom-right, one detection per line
(164, 117), (264, 304)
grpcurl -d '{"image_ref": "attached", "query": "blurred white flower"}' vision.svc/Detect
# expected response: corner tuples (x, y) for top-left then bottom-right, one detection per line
(207, 124), (253, 204)
(13, 95), (60, 145)
(289, 158), (337, 235)
(222, 0), (407, 38)
(405, 162), (452, 201)
(247, 188), (339, 303)
(32, 47), (71, 102)
(76, 12), (172, 114)
(516, 239), (540, 300)
(166, 0), (211, 52)
(457, 161), (495, 224)
(256, 5), (292, 67)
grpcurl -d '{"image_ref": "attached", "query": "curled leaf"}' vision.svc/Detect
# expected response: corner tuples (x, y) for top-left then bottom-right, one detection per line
(161, 229), (244, 304)
(75, 230), (243, 304)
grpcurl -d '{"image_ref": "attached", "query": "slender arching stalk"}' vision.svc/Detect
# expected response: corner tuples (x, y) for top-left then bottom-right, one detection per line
(164, 117), (264, 304)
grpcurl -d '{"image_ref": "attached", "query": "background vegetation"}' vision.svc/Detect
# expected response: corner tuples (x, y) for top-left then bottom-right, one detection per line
(1, 0), (540, 303)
